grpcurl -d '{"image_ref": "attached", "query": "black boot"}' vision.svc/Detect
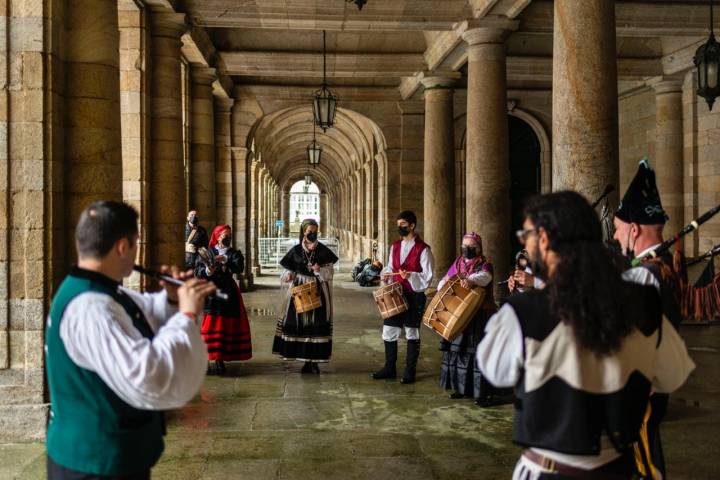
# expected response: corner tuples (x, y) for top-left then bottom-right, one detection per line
(371, 341), (398, 379)
(400, 340), (421, 384)
(301, 362), (313, 374)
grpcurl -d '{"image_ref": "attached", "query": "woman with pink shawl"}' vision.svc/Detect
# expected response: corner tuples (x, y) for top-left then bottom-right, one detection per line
(437, 232), (498, 407)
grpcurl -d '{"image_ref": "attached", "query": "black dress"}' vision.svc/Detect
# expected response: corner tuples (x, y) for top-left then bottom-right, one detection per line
(272, 243), (338, 363)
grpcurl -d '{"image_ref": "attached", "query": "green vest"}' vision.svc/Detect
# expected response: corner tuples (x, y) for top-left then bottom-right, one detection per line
(46, 267), (164, 475)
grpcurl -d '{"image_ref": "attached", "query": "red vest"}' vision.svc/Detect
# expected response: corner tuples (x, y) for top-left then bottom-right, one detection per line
(391, 237), (428, 292)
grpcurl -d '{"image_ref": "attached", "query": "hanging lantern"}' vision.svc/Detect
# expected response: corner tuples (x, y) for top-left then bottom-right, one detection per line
(305, 174), (312, 185)
(306, 119), (322, 166)
(307, 139), (322, 166)
(695, 0), (720, 110)
(312, 30), (338, 131)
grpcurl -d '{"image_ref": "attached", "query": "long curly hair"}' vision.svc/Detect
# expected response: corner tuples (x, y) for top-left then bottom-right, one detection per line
(524, 191), (633, 355)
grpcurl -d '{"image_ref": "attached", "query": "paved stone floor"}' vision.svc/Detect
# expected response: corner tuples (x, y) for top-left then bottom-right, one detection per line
(3, 270), (719, 479)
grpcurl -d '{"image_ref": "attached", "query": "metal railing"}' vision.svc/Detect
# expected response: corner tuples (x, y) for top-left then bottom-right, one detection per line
(258, 237), (341, 270)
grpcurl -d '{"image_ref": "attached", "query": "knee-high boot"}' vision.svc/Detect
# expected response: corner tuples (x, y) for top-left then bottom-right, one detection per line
(371, 341), (398, 379)
(400, 339), (421, 384)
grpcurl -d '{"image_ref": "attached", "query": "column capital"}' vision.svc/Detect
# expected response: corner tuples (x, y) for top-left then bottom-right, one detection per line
(461, 16), (519, 45)
(419, 71), (461, 90)
(648, 76), (683, 95)
(149, 12), (187, 39)
(396, 100), (424, 115)
(214, 95), (235, 112)
(191, 66), (217, 86)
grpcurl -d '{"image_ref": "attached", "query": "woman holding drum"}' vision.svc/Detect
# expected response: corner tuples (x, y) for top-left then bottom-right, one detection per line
(272, 219), (338, 374)
(437, 232), (498, 406)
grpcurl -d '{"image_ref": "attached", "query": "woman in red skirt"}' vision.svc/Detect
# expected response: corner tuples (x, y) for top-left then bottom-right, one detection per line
(194, 224), (252, 374)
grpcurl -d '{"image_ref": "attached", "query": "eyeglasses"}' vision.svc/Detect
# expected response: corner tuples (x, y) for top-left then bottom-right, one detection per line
(515, 228), (537, 243)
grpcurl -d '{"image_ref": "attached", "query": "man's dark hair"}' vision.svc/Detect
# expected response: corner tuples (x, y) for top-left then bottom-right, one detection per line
(523, 191), (632, 355)
(396, 210), (417, 226)
(76, 201), (139, 258)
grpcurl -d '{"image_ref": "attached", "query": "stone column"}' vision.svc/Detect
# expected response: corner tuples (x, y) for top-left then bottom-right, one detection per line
(651, 78), (684, 236)
(281, 192), (290, 236)
(214, 96), (234, 229)
(250, 160), (261, 275)
(190, 67), (217, 227)
(149, 12), (187, 268)
(421, 76), (456, 282)
(66, 0), (123, 264)
(462, 18), (517, 288)
(320, 193), (328, 236)
(552, 0), (618, 200)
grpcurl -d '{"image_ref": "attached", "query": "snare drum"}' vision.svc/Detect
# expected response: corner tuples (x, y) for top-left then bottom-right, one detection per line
(291, 281), (322, 314)
(373, 282), (408, 319)
(423, 275), (485, 341)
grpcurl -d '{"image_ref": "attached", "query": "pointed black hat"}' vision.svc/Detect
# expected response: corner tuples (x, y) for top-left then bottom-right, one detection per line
(615, 158), (668, 225)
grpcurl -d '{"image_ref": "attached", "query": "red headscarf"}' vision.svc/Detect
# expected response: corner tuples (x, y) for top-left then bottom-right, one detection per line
(209, 224), (231, 249)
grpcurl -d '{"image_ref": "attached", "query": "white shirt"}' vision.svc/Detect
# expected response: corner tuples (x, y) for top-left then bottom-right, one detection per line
(477, 301), (695, 471)
(55, 287), (207, 411)
(437, 266), (492, 291)
(381, 236), (434, 292)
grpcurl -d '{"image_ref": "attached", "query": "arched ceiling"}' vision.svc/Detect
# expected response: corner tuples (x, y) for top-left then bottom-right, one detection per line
(250, 105), (385, 190)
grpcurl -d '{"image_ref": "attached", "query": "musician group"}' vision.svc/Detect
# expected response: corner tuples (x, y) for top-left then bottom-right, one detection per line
(45, 158), (700, 479)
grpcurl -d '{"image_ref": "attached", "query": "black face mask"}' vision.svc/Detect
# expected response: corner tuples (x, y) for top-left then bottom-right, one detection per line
(306, 232), (318, 242)
(220, 237), (231, 247)
(398, 226), (410, 237)
(461, 246), (478, 259)
(189, 216), (198, 226)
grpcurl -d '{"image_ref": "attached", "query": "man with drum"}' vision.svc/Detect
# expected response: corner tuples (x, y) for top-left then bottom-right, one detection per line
(372, 210), (434, 384)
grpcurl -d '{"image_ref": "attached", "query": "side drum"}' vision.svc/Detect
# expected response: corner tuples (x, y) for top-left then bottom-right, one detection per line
(373, 282), (409, 319)
(423, 275), (485, 341)
(291, 281), (322, 314)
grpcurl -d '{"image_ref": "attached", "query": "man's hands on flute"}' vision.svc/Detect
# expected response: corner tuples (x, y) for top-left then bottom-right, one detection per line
(158, 265), (216, 317)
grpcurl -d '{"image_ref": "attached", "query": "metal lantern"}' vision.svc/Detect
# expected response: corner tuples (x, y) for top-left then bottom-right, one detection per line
(312, 30), (338, 131)
(307, 139), (322, 166)
(306, 121), (322, 166)
(305, 174), (312, 185)
(695, 0), (720, 110)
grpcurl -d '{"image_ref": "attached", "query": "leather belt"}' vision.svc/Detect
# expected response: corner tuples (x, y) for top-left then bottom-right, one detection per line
(522, 450), (631, 480)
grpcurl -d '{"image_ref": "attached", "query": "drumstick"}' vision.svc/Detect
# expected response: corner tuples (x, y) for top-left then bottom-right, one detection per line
(133, 265), (229, 301)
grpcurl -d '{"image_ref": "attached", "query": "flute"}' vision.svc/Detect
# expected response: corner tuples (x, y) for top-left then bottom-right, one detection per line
(631, 203), (720, 266)
(133, 265), (229, 301)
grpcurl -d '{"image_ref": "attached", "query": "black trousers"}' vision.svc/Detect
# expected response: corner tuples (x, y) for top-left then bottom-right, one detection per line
(383, 290), (426, 328)
(47, 457), (150, 480)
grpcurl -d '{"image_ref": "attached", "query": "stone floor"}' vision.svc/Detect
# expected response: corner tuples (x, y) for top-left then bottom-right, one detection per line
(3, 270), (719, 479)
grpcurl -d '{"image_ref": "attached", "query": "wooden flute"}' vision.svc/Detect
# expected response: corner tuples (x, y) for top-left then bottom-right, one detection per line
(132, 265), (229, 301)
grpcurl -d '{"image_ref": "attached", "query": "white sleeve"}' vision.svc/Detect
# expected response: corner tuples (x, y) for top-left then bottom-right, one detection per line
(315, 265), (334, 283)
(382, 246), (395, 275)
(437, 275), (448, 291)
(622, 266), (661, 292)
(467, 270), (492, 287)
(408, 247), (434, 292)
(120, 287), (178, 333)
(652, 316), (695, 393)
(533, 277), (546, 289)
(60, 292), (207, 410)
(476, 304), (524, 388)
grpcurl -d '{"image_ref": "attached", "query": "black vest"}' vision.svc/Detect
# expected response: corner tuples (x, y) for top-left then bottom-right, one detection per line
(641, 253), (683, 330)
(506, 282), (662, 455)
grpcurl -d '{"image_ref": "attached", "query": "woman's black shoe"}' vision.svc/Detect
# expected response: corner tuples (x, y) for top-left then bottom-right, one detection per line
(216, 360), (227, 375)
(475, 396), (494, 408)
(301, 362), (313, 374)
(449, 392), (464, 399)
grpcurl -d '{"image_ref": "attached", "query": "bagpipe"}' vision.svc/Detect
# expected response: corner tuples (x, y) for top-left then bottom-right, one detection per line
(629, 203), (720, 323)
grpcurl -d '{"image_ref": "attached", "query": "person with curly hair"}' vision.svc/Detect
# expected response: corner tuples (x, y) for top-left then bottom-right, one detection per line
(476, 191), (694, 479)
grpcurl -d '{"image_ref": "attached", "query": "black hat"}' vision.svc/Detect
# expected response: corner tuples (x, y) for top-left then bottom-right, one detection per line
(615, 158), (668, 225)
